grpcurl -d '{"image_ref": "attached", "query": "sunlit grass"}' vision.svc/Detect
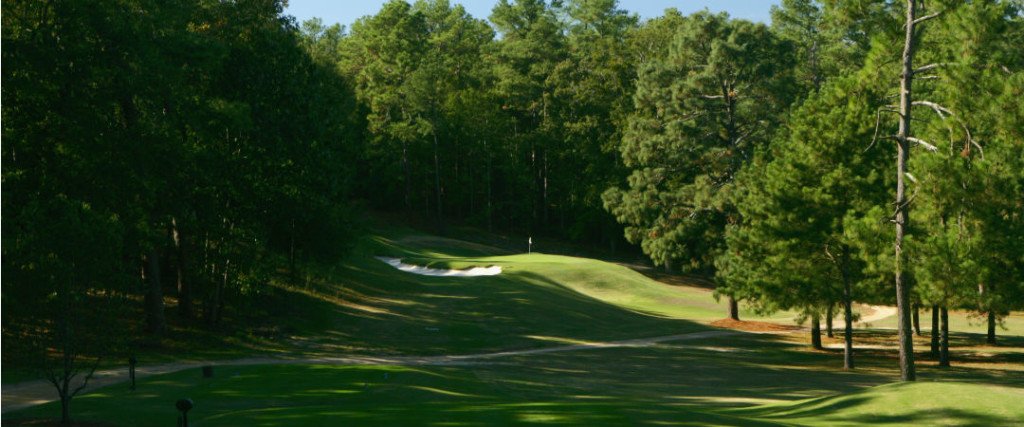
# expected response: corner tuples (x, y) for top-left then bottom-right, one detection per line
(5, 225), (1022, 425)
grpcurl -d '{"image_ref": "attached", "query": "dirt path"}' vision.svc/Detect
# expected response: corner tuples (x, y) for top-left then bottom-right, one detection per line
(2, 329), (747, 414)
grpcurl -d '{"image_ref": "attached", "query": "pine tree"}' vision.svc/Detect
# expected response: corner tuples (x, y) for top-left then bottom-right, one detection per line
(718, 74), (889, 366)
(604, 11), (794, 319)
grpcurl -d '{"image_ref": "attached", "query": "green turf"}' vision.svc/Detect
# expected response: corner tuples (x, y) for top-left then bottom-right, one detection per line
(8, 334), (1022, 426)
(731, 381), (1024, 426)
(265, 229), (796, 358)
(5, 226), (1023, 425)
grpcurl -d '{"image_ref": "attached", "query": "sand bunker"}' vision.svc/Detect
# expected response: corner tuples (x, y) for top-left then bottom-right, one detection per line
(376, 257), (502, 277)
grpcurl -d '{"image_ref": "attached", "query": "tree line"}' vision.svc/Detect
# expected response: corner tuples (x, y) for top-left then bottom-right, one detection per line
(2, 0), (1023, 420)
(324, 0), (1023, 378)
(3, 0), (359, 420)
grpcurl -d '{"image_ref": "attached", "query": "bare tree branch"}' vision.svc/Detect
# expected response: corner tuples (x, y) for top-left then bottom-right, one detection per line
(913, 100), (953, 120)
(970, 139), (984, 159)
(913, 63), (949, 74)
(868, 109), (886, 152)
(867, 104), (902, 152)
(912, 11), (943, 26)
(907, 137), (938, 152)
(960, 123), (984, 159)
(70, 358), (101, 398)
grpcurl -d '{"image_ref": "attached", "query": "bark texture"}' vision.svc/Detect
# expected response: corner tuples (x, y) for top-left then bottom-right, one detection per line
(893, 0), (921, 381)
(842, 247), (854, 369)
(811, 315), (823, 350)
(939, 306), (950, 367)
(987, 310), (997, 345)
(826, 305), (834, 338)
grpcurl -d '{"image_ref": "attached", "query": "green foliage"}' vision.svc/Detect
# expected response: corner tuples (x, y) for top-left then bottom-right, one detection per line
(717, 75), (889, 316)
(1, 0), (361, 406)
(604, 11), (795, 273)
(770, 0), (865, 94)
(906, 1), (1024, 316)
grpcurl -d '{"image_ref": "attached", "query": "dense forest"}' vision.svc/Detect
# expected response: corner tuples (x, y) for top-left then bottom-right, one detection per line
(2, 0), (1023, 418)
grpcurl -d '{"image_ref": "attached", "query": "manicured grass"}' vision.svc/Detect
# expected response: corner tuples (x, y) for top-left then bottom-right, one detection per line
(5, 226), (1022, 425)
(731, 382), (1024, 426)
(405, 252), (792, 322)
(8, 334), (1022, 426)
(266, 228), (796, 358)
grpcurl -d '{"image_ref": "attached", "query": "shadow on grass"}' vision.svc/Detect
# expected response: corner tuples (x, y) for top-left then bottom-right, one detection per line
(7, 332), (1022, 426)
(272, 259), (713, 358)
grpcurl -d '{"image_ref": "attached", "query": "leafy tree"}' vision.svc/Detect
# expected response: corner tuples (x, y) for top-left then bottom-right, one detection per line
(604, 11), (795, 319)
(719, 74), (888, 364)
(627, 8), (687, 67)
(412, 0), (495, 229)
(909, 1), (1024, 359)
(343, 0), (430, 213)
(772, 0), (871, 95)
(490, 0), (566, 232)
(3, 3), (361, 422)
(547, 0), (637, 247)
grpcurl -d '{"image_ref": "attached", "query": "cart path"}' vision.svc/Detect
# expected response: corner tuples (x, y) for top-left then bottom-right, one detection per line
(858, 305), (898, 324)
(2, 329), (759, 414)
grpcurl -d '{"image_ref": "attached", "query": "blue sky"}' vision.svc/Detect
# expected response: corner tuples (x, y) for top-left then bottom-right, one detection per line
(284, 1), (781, 29)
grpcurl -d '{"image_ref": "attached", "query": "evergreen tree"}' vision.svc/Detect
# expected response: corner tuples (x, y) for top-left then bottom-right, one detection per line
(548, 0), (637, 247)
(604, 11), (794, 319)
(490, 0), (566, 233)
(718, 74), (888, 364)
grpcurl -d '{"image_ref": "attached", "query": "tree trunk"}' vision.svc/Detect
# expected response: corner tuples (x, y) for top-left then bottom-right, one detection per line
(486, 139), (493, 233)
(930, 305), (940, 357)
(433, 131), (444, 232)
(402, 138), (411, 213)
(289, 218), (297, 281)
(841, 247), (854, 369)
(204, 261), (217, 322)
(60, 393), (70, 424)
(939, 306), (950, 367)
(811, 315), (823, 350)
(144, 248), (166, 334)
(912, 304), (921, 336)
(728, 297), (740, 321)
(217, 259), (228, 324)
(172, 218), (192, 319)
(208, 261), (226, 326)
(826, 305), (834, 338)
(530, 144), (538, 228)
(543, 149), (549, 226)
(987, 310), (997, 345)
(893, 0), (920, 382)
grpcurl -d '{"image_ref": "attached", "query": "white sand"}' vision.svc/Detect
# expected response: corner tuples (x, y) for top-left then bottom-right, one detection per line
(376, 257), (502, 277)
